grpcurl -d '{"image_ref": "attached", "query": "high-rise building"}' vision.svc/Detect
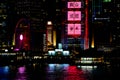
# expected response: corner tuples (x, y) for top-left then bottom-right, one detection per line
(89, 0), (108, 48)
(89, 0), (120, 49)
(0, 0), (14, 47)
(61, 0), (89, 51)
(0, 1), (8, 47)
(110, 0), (120, 47)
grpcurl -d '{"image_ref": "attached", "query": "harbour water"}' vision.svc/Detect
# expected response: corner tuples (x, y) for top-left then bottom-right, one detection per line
(0, 63), (119, 80)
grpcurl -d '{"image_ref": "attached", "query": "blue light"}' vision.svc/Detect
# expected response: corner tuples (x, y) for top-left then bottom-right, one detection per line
(4, 66), (9, 74)
(63, 51), (70, 56)
(48, 51), (55, 56)
(48, 64), (55, 71)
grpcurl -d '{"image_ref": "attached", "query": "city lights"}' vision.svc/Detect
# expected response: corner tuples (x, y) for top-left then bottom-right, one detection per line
(20, 34), (23, 41)
(67, 24), (81, 35)
(0, 0), (119, 80)
(67, 2), (81, 8)
(47, 21), (52, 25)
(67, 11), (81, 21)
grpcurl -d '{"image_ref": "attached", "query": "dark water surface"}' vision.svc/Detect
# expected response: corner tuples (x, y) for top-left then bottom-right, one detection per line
(0, 63), (119, 80)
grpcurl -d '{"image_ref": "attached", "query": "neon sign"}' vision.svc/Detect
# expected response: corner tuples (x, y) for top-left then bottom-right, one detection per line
(67, 1), (81, 36)
(67, 11), (81, 21)
(68, 2), (81, 8)
(67, 24), (81, 35)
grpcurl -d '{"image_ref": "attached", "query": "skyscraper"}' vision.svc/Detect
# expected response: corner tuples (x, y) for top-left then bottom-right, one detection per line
(0, 0), (13, 47)
(61, 0), (89, 51)
(89, 0), (120, 50)
(89, 0), (107, 48)
(110, 0), (120, 47)
(0, 1), (8, 47)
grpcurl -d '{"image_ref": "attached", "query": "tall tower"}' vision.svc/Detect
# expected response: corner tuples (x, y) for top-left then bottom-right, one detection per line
(61, 0), (89, 50)
(0, 1), (9, 47)
(90, 0), (120, 49)
(46, 21), (57, 50)
(110, 0), (120, 47)
(47, 21), (53, 49)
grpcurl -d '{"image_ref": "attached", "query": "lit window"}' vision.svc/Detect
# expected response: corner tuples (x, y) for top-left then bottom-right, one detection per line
(103, 0), (111, 2)
(56, 0), (59, 2)
(117, 4), (120, 8)
(117, 10), (120, 13)
(104, 9), (107, 12)
(117, 27), (120, 29)
(47, 21), (52, 25)
(113, 38), (116, 40)
(0, 9), (2, 13)
(117, 20), (120, 23)
(56, 9), (60, 11)
(113, 35), (116, 37)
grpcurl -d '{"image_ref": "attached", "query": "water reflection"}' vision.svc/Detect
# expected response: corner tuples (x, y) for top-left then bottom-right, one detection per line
(15, 66), (27, 80)
(46, 64), (87, 80)
(0, 66), (9, 79)
(0, 63), (116, 80)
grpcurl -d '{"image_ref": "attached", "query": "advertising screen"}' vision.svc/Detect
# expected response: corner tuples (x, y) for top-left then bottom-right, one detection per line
(74, 24), (81, 35)
(67, 2), (81, 8)
(67, 24), (81, 35)
(67, 24), (74, 35)
(67, 11), (81, 21)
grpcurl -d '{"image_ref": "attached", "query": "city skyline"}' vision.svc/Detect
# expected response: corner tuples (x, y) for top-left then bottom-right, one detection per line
(0, 0), (120, 52)
(0, 1), (119, 79)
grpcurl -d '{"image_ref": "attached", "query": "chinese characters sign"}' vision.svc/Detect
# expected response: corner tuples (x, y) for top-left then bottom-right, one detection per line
(67, 2), (81, 8)
(67, 11), (81, 21)
(67, 24), (81, 35)
(67, 1), (81, 36)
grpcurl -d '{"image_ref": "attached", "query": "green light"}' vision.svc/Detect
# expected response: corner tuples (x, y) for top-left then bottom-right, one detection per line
(103, 0), (111, 2)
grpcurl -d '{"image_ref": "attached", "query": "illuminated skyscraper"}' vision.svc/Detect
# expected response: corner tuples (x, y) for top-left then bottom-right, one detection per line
(61, 0), (89, 51)
(89, 0), (120, 48)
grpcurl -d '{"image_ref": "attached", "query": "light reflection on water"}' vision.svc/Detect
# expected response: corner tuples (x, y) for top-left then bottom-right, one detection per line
(46, 64), (85, 80)
(0, 63), (115, 80)
(15, 66), (27, 80)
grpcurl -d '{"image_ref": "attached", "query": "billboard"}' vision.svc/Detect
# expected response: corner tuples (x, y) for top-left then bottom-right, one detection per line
(67, 24), (81, 35)
(67, 11), (81, 21)
(74, 24), (81, 35)
(67, 24), (74, 35)
(67, 2), (81, 8)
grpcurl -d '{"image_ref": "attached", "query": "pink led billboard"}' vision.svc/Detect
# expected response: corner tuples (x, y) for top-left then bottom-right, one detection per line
(67, 11), (81, 21)
(67, 24), (74, 35)
(74, 24), (81, 35)
(67, 24), (81, 35)
(67, 2), (81, 8)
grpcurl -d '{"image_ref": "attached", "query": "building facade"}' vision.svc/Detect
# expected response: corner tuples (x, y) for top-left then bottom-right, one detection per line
(0, 0), (15, 48)
(14, 0), (48, 52)
(61, 0), (89, 51)
(89, 0), (120, 49)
